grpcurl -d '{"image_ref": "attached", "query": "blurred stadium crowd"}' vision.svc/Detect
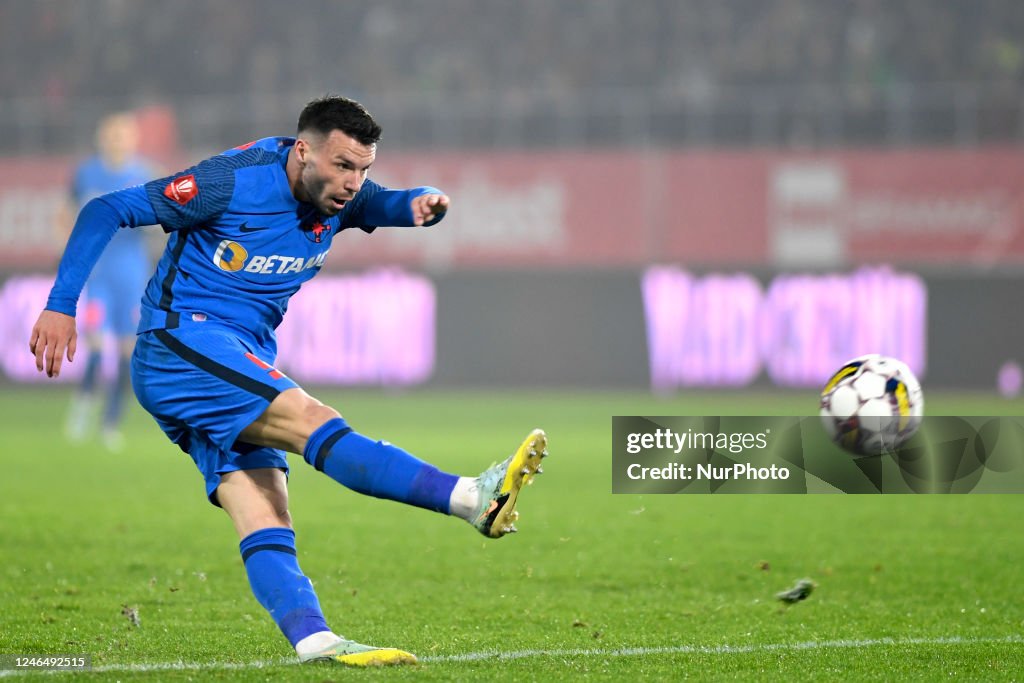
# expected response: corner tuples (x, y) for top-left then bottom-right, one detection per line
(1, 0), (1023, 151)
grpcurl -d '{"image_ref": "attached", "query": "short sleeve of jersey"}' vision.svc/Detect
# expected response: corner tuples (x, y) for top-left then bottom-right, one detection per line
(143, 155), (238, 232)
(338, 179), (385, 233)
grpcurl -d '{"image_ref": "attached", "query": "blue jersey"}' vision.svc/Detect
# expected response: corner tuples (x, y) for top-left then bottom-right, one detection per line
(47, 136), (443, 351)
(71, 155), (152, 287)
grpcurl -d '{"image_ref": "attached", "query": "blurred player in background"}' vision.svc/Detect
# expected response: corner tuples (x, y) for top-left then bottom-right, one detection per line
(30, 95), (547, 667)
(62, 112), (154, 451)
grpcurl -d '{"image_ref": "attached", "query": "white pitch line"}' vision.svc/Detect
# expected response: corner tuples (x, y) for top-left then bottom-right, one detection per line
(422, 635), (1024, 663)
(1, 635), (1020, 676)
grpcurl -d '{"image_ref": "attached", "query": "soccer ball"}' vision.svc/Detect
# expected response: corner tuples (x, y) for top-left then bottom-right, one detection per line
(820, 354), (924, 456)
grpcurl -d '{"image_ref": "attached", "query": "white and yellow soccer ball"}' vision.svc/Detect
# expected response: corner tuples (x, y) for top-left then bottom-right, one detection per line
(820, 354), (924, 456)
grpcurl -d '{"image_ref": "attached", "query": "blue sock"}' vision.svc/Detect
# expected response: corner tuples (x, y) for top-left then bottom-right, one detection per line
(303, 417), (458, 514)
(239, 527), (330, 648)
(81, 350), (101, 394)
(103, 356), (131, 429)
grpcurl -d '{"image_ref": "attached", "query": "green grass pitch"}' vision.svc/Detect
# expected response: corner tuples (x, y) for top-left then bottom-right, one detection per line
(1, 387), (1022, 681)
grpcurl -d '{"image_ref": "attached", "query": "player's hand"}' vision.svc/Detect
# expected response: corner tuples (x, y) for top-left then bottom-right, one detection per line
(29, 310), (77, 378)
(411, 194), (449, 226)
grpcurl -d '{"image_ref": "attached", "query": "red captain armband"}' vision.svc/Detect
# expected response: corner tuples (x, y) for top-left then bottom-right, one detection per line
(163, 174), (199, 206)
(234, 140), (257, 151)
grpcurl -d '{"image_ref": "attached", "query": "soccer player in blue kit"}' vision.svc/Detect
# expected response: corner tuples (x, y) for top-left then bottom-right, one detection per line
(30, 96), (547, 667)
(63, 112), (154, 450)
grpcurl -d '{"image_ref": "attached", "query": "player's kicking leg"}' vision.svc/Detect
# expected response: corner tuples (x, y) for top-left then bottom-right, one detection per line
(238, 388), (549, 536)
(216, 467), (417, 667)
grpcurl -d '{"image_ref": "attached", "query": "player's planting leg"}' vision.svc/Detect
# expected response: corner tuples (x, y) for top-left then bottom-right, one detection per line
(301, 417), (548, 537)
(239, 527), (416, 666)
(219, 469), (416, 667)
(239, 526), (330, 646)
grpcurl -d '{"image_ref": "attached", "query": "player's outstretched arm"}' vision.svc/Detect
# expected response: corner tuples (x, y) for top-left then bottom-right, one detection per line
(356, 183), (450, 229)
(29, 310), (77, 378)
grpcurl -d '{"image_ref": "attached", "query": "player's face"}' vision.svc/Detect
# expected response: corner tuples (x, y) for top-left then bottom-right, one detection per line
(296, 130), (375, 216)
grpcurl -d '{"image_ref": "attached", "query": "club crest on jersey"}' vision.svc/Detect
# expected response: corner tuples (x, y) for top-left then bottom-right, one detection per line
(212, 240), (248, 272)
(304, 220), (332, 244)
(164, 174), (199, 206)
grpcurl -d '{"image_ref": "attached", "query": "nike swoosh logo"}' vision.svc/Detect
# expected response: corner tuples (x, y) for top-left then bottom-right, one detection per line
(476, 499), (499, 524)
(239, 223), (269, 233)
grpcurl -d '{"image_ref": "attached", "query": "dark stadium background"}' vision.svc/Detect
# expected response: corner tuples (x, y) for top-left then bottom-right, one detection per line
(2, 0), (1023, 395)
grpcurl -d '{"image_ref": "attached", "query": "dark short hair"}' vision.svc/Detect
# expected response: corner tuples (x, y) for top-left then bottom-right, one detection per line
(297, 95), (382, 145)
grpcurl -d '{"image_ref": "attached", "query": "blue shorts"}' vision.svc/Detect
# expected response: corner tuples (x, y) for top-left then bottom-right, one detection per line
(131, 319), (299, 506)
